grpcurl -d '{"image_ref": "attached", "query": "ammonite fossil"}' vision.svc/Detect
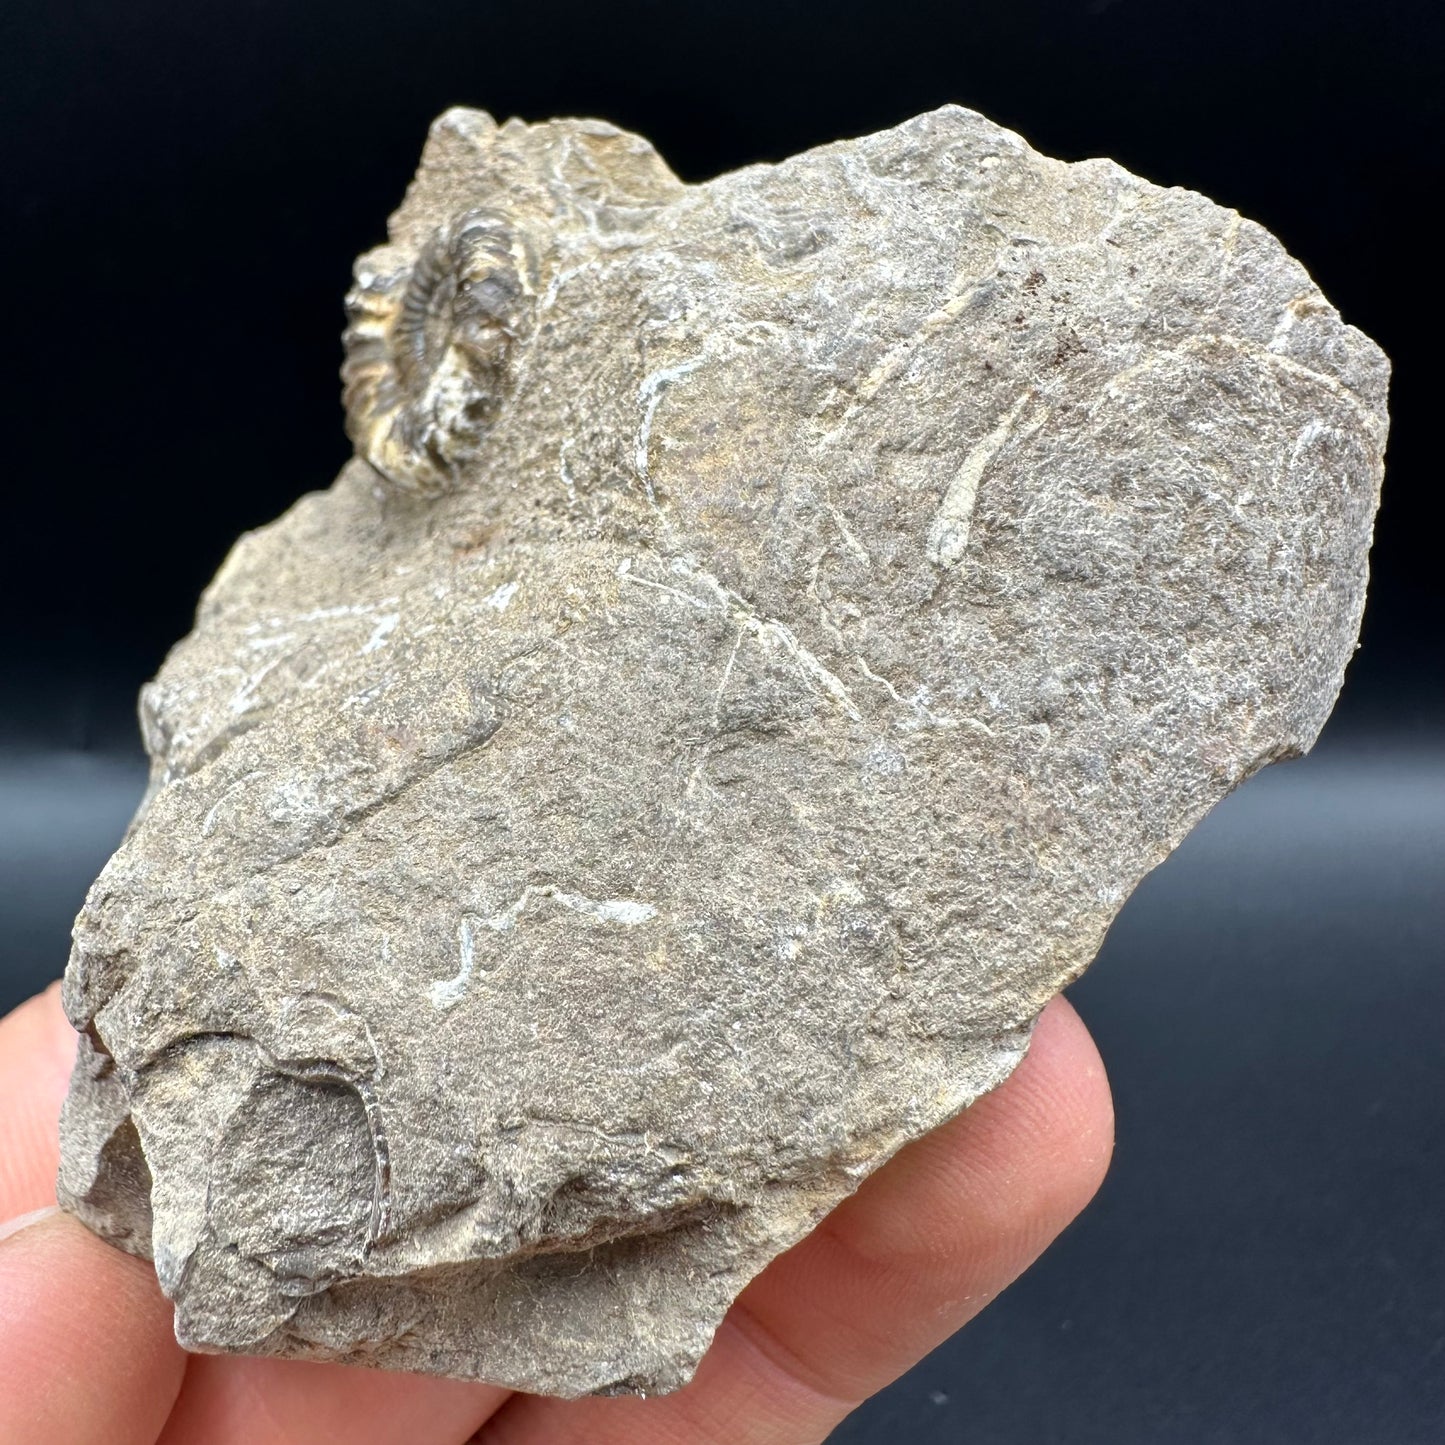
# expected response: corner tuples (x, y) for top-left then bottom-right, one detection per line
(342, 207), (535, 495)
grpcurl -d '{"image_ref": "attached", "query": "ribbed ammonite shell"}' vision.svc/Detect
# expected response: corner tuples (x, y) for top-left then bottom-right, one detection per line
(342, 208), (534, 494)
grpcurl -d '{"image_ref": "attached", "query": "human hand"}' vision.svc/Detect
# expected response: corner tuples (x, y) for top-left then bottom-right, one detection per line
(0, 983), (1111, 1444)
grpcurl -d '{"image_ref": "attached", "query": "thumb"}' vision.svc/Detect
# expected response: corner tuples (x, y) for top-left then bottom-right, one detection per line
(0, 1206), (186, 1445)
(0, 987), (188, 1445)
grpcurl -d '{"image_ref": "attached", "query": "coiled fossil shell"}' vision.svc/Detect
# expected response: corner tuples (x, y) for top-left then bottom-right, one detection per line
(343, 208), (536, 494)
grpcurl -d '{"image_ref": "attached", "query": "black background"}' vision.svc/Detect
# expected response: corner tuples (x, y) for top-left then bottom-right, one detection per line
(1, 3), (1441, 1441)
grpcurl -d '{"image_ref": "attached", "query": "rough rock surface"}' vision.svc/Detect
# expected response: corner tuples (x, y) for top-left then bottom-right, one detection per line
(58, 105), (1388, 1396)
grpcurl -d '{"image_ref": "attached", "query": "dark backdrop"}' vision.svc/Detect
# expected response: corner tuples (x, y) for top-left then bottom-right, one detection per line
(2, 3), (1440, 1441)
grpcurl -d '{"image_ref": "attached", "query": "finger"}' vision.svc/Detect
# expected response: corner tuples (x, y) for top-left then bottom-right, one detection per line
(0, 983), (186, 1440)
(0, 982), (78, 1217)
(0, 1209), (187, 1445)
(478, 994), (1113, 1445)
(157, 1354), (512, 1445)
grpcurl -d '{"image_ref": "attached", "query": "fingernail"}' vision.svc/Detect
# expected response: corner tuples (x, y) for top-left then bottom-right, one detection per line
(0, 1206), (60, 1245)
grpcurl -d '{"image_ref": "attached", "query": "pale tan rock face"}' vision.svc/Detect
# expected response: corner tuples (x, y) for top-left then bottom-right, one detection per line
(57, 105), (1387, 1396)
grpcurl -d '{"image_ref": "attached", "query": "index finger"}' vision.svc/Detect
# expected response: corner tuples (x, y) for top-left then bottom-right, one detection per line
(0, 981), (77, 1219)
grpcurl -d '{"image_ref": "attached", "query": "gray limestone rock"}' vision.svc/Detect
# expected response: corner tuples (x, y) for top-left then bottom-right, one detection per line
(57, 105), (1388, 1397)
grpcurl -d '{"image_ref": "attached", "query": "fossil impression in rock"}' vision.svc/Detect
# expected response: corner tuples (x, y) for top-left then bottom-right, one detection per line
(57, 105), (1388, 1397)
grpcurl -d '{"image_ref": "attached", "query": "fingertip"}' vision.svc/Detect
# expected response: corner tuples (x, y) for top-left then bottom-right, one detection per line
(0, 979), (77, 1081)
(822, 993), (1113, 1277)
(1002, 994), (1115, 1222)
